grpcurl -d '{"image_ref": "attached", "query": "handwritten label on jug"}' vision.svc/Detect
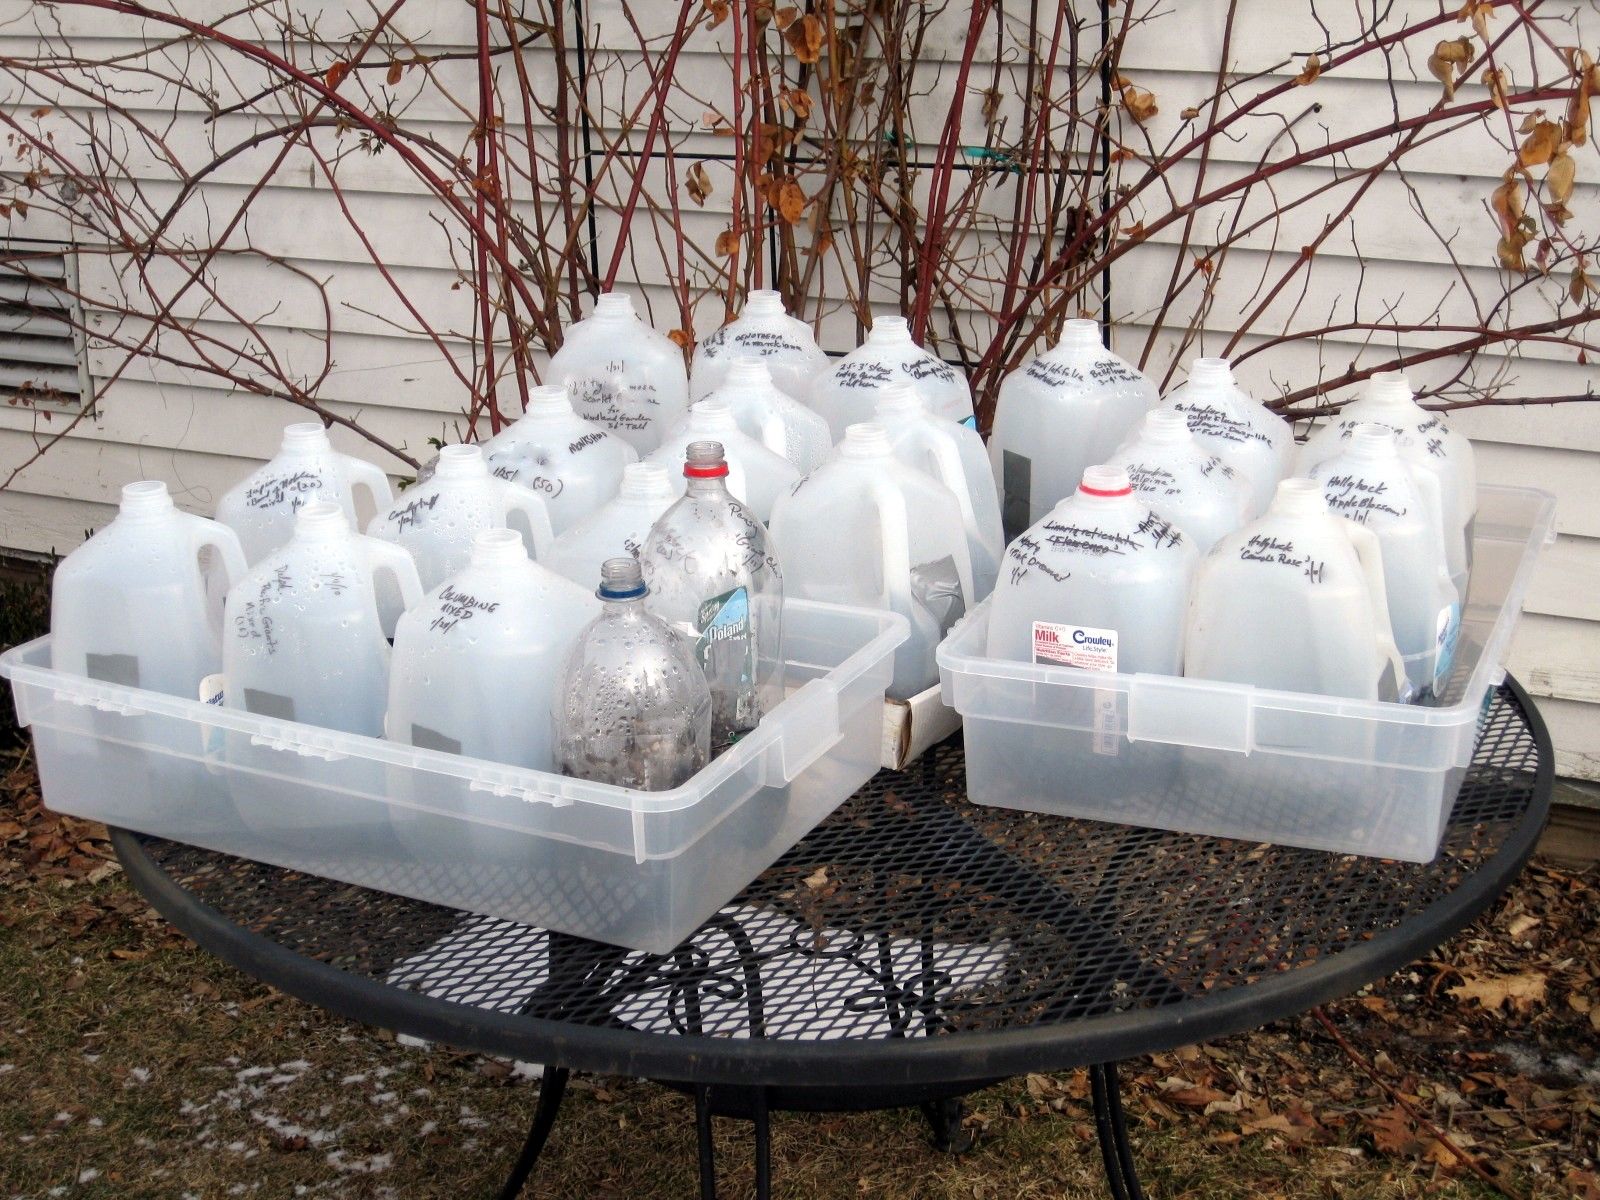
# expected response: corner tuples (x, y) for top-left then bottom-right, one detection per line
(1024, 359), (1085, 388)
(245, 470), (324, 511)
(232, 565), (294, 655)
(903, 357), (958, 384)
(429, 584), (501, 635)
(1032, 620), (1118, 672)
(570, 374), (658, 433)
(1125, 462), (1180, 497)
(568, 432), (608, 455)
(1088, 358), (1143, 386)
(1321, 473), (1406, 523)
(1005, 534), (1071, 585)
(728, 330), (803, 357)
(1239, 534), (1325, 583)
(833, 361), (895, 390)
(383, 491), (440, 532)
(1175, 401), (1274, 448)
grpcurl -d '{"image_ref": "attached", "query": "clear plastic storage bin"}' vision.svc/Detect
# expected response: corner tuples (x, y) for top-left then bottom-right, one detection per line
(2, 601), (906, 953)
(937, 486), (1555, 862)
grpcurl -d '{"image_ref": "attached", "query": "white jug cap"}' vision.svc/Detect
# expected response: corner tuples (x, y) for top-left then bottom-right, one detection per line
(873, 380), (925, 416)
(866, 314), (912, 343)
(1347, 422), (1399, 456)
(839, 423), (893, 458)
(1270, 477), (1330, 516)
(434, 443), (489, 479)
(724, 355), (775, 388)
(281, 421), (332, 452)
(591, 292), (637, 320)
(471, 526), (527, 565)
(1365, 371), (1413, 404)
(1078, 464), (1133, 497)
(687, 399), (737, 431)
(525, 384), (574, 417)
(743, 289), (787, 316)
(119, 479), (174, 516)
(292, 500), (349, 539)
(1056, 318), (1102, 351)
(619, 461), (672, 499)
(1141, 409), (1192, 441)
(1186, 357), (1235, 388)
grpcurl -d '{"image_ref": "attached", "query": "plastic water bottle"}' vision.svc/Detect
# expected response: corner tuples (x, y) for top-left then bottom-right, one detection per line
(769, 423), (973, 700)
(988, 319), (1156, 542)
(1160, 359), (1293, 518)
(1308, 424), (1460, 699)
(364, 444), (555, 590)
(547, 292), (689, 455)
(808, 315), (974, 439)
(1298, 371), (1476, 598)
(644, 398), (800, 523)
(387, 528), (600, 769)
(223, 502), (424, 736)
(873, 382), (1003, 600)
(51, 481), (248, 697)
(707, 355), (832, 473)
(541, 462), (676, 589)
(555, 558), (712, 789)
(985, 465), (1197, 676)
(216, 422), (395, 564)
(479, 383), (639, 535)
(641, 441), (784, 748)
(1104, 409), (1252, 554)
(1184, 478), (1408, 701)
(690, 289), (829, 403)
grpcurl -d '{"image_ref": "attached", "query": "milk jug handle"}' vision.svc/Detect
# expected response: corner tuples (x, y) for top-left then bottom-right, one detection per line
(866, 477), (916, 614)
(755, 408), (789, 460)
(1408, 460), (1449, 554)
(342, 455), (396, 513)
(362, 537), (425, 612)
(501, 482), (556, 559)
(187, 518), (248, 636)
(920, 428), (984, 559)
(1343, 519), (1408, 688)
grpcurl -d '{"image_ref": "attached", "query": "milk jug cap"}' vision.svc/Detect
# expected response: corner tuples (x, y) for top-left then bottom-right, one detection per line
(470, 526), (527, 566)
(597, 555), (648, 600)
(1139, 408), (1192, 442)
(1078, 464), (1133, 498)
(524, 383), (574, 418)
(839, 422), (894, 459)
(724, 354), (775, 388)
(1186, 357), (1236, 389)
(743, 289), (786, 317)
(434, 443), (490, 479)
(1269, 477), (1331, 516)
(683, 440), (730, 478)
(292, 500), (350, 539)
(1346, 422), (1400, 458)
(1365, 371), (1413, 405)
(687, 399), (738, 432)
(872, 380), (926, 417)
(118, 479), (175, 517)
(619, 461), (672, 499)
(281, 421), (332, 454)
(591, 292), (637, 322)
(866, 315), (912, 345)
(1055, 318), (1102, 352)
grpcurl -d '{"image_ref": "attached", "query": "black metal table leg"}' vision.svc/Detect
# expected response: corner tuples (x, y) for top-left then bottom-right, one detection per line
(752, 1087), (771, 1200)
(920, 1095), (975, 1154)
(1090, 1063), (1146, 1200)
(695, 1085), (717, 1200)
(496, 1066), (571, 1200)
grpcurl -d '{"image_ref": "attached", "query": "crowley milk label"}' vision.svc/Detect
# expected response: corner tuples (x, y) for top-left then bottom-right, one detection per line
(1032, 621), (1118, 672)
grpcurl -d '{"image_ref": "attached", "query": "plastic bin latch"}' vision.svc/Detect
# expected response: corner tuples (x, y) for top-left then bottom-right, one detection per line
(248, 731), (349, 761)
(1127, 675), (1254, 754)
(59, 689), (146, 718)
(761, 679), (842, 786)
(467, 777), (573, 808)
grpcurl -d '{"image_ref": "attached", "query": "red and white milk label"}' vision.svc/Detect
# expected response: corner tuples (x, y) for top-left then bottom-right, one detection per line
(1031, 621), (1119, 672)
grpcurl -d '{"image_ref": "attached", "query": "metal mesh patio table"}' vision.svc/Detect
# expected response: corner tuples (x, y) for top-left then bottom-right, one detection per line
(109, 678), (1552, 1199)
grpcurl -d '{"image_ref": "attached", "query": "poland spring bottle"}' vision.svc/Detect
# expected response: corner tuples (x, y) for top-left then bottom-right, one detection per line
(554, 558), (712, 790)
(640, 441), (784, 749)
(644, 397), (800, 523)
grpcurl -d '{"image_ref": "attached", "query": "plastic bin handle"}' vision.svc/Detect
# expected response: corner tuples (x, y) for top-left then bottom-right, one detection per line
(500, 481), (556, 560)
(760, 678), (842, 786)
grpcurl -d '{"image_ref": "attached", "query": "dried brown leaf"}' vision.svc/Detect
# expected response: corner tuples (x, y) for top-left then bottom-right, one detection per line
(1294, 54), (1322, 86)
(715, 227), (739, 257)
(1447, 969), (1547, 1013)
(685, 160), (712, 207)
(786, 14), (823, 64)
(703, 0), (729, 29)
(785, 87), (813, 122)
(1460, 0), (1495, 43)
(776, 178), (806, 224)
(1519, 118), (1562, 166)
(1548, 151), (1576, 205)
(773, 5), (798, 30)
(1490, 174), (1523, 236)
(667, 328), (691, 350)
(1115, 75), (1159, 124)
(1428, 37), (1474, 100)
(386, 59), (404, 87)
(325, 60), (350, 90)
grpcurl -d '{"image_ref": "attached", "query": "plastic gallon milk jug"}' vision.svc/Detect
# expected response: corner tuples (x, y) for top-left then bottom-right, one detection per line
(985, 465), (1197, 676)
(988, 319), (1157, 542)
(1184, 478), (1407, 701)
(769, 423), (974, 700)
(479, 383), (638, 535)
(387, 528), (600, 769)
(644, 398), (800, 523)
(690, 289), (830, 403)
(52, 481), (248, 697)
(1104, 409), (1252, 554)
(641, 441), (784, 749)
(542, 462), (677, 588)
(707, 355), (832, 473)
(365, 444), (555, 590)
(555, 558), (712, 790)
(216, 422), (395, 564)
(873, 382), (1004, 601)
(223, 502), (424, 736)
(1308, 424), (1460, 699)
(1160, 359), (1293, 518)
(808, 315), (974, 439)
(1298, 371), (1476, 598)
(547, 292), (689, 455)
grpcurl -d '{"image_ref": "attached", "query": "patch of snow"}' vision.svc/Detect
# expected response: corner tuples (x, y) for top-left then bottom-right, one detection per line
(325, 1150), (393, 1175)
(0, 1064), (14, 1075)
(370, 1091), (396, 1105)
(250, 1111), (337, 1147)
(77, 1170), (99, 1185)
(397, 1034), (430, 1049)
(338, 1073), (367, 1086)
(418, 1121), (437, 1137)
(88, 1117), (103, 1128)
(511, 1061), (544, 1081)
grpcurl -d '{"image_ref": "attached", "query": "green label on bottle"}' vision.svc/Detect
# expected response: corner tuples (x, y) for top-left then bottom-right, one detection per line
(696, 585), (754, 687)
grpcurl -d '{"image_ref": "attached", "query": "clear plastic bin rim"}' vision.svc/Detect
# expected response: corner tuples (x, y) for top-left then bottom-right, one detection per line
(0, 599), (909, 815)
(936, 484), (1556, 729)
